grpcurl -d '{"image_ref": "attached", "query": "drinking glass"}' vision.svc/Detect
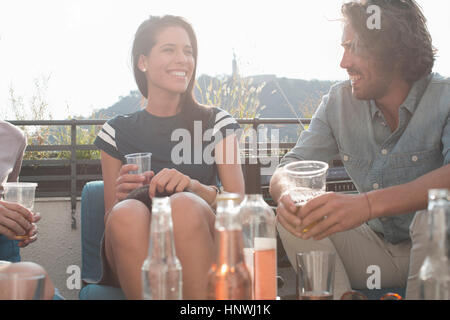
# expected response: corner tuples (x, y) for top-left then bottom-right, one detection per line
(296, 251), (335, 300)
(125, 153), (152, 175)
(0, 261), (12, 271)
(0, 272), (46, 300)
(1, 182), (38, 241)
(284, 161), (328, 233)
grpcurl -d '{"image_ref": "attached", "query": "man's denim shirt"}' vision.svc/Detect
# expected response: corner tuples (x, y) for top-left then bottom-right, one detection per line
(280, 73), (450, 244)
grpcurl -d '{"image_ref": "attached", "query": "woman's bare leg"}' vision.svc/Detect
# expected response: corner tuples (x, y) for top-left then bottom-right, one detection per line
(104, 199), (150, 300)
(170, 193), (215, 299)
(104, 192), (215, 299)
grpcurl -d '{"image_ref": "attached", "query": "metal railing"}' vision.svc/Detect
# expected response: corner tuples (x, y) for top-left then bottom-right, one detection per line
(8, 118), (312, 230)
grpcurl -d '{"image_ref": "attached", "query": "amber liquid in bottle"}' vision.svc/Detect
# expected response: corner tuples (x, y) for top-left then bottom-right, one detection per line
(254, 248), (277, 299)
(207, 228), (252, 300)
(207, 193), (251, 300)
(241, 193), (278, 300)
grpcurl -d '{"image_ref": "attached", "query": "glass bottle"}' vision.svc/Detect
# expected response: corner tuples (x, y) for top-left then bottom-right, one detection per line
(141, 197), (182, 300)
(240, 194), (277, 300)
(419, 189), (450, 300)
(207, 193), (252, 300)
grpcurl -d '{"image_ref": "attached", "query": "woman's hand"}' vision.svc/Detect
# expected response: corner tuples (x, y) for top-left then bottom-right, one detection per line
(148, 168), (194, 198)
(115, 164), (154, 202)
(297, 192), (371, 240)
(0, 201), (34, 240)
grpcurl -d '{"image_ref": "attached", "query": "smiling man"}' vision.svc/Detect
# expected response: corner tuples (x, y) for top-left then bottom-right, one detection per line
(269, 0), (450, 299)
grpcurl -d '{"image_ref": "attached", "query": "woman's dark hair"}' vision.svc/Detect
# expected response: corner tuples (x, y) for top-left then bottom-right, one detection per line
(342, 0), (436, 83)
(131, 15), (212, 130)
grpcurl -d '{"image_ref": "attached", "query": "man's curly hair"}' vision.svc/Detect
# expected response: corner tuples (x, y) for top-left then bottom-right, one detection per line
(342, 0), (436, 83)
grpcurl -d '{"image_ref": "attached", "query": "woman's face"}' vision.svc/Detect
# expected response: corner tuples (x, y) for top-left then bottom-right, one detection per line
(141, 26), (195, 96)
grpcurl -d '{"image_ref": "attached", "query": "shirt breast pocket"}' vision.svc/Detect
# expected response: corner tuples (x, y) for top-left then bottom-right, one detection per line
(387, 148), (443, 182)
(339, 150), (371, 183)
(340, 150), (371, 169)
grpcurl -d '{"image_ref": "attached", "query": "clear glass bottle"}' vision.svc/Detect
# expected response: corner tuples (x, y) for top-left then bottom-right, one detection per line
(240, 194), (277, 300)
(419, 189), (450, 300)
(141, 197), (182, 300)
(207, 193), (252, 300)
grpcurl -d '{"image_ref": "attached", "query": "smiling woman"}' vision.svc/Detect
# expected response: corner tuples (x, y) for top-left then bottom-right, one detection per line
(138, 27), (194, 108)
(132, 16), (197, 106)
(92, 15), (245, 299)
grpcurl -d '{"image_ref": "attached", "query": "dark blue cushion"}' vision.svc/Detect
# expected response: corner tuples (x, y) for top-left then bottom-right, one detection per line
(80, 181), (125, 300)
(79, 284), (126, 300)
(53, 288), (65, 300)
(80, 181), (106, 283)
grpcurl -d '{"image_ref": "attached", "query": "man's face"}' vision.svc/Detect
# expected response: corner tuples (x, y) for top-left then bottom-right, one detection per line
(340, 25), (395, 101)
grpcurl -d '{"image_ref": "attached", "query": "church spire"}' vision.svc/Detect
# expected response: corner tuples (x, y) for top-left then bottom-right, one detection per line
(232, 49), (239, 80)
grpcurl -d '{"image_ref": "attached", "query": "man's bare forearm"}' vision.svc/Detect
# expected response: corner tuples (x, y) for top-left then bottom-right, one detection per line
(369, 164), (450, 219)
(269, 168), (288, 205)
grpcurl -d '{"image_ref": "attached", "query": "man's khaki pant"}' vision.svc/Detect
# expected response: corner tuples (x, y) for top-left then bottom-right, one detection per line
(277, 210), (428, 300)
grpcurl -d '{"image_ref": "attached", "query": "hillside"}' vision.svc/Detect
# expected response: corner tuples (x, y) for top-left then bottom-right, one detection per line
(91, 75), (338, 141)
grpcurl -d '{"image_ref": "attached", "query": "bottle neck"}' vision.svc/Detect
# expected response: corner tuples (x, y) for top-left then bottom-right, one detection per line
(148, 205), (177, 259)
(427, 204), (449, 258)
(214, 198), (246, 266)
(215, 199), (241, 230)
(244, 194), (264, 202)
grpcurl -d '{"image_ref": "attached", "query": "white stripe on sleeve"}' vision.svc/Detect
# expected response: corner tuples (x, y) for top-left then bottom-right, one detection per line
(212, 117), (237, 136)
(102, 122), (116, 138)
(215, 110), (229, 124)
(97, 130), (117, 149)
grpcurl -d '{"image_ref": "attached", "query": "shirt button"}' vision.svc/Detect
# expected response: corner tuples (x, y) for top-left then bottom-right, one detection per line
(381, 149), (388, 155)
(343, 155), (349, 162)
(412, 155), (418, 162)
(373, 183), (380, 189)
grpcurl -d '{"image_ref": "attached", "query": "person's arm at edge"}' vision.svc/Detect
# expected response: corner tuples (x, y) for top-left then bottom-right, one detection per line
(8, 131), (26, 183)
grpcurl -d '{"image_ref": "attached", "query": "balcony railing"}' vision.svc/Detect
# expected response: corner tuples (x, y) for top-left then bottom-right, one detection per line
(8, 118), (354, 230)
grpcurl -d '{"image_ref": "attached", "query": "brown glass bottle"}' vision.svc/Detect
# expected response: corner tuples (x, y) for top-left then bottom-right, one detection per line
(207, 193), (252, 300)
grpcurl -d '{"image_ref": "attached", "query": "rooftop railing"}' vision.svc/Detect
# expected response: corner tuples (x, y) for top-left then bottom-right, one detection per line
(8, 118), (354, 230)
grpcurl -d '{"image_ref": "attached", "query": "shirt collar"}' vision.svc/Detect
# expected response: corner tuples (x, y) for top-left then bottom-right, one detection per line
(369, 73), (432, 119)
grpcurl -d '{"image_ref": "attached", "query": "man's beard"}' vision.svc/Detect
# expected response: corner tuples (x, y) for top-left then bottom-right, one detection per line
(353, 67), (395, 101)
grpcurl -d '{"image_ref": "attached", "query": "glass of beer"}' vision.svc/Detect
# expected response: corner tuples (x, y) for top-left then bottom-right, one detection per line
(1, 182), (38, 240)
(284, 161), (328, 233)
(0, 272), (46, 300)
(296, 251), (335, 300)
(0, 261), (12, 271)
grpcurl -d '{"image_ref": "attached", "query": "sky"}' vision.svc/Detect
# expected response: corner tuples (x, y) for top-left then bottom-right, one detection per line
(0, 0), (449, 119)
